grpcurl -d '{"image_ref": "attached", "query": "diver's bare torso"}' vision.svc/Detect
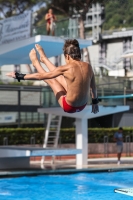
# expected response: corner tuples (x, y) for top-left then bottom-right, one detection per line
(6, 40), (99, 114)
(62, 60), (93, 107)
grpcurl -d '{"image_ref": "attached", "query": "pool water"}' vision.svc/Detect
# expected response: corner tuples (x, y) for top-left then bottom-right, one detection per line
(0, 171), (133, 200)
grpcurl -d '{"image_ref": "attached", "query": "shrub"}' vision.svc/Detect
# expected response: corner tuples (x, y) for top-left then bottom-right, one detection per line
(0, 127), (133, 145)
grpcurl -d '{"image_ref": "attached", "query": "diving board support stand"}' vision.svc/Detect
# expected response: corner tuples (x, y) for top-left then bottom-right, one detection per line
(76, 118), (88, 167)
(41, 113), (52, 164)
(43, 113), (52, 148)
(0, 105), (130, 169)
(37, 105), (130, 168)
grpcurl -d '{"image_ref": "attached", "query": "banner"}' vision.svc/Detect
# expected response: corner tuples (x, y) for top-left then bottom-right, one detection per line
(0, 11), (31, 45)
(0, 113), (16, 124)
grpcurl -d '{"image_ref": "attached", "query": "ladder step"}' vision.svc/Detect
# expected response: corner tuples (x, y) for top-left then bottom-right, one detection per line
(52, 116), (60, 119)
(49, 131), (57, 133)
(43, 115), (62, 152)
(48, 136), (56, 138)
(48, 138), (56, 140)
(47, 141), (55, 144)
(48, 136), (57, 138)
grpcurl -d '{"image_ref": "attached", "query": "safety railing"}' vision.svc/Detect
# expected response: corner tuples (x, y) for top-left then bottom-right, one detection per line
(0, 85), (45, 127)
(126, 135), (131, 157)
(104, 135), (108, 157)
(41, 82), (131, 107)
(31, 18), (69, 38)
(30, 136), (35, 146)
(0, 82), (132, 128)
(102, 27), (133, 36)
(3, 137), (8, 146)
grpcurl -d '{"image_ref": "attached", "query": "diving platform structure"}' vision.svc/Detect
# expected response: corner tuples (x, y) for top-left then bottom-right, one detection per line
(0, 34), (130, 169)
(38, 105), (130, 168)
(0, 105), (129, 169)
(0, 35), (92, 65)
(0, 146), (81, 169)
(0, 34), (93, 169)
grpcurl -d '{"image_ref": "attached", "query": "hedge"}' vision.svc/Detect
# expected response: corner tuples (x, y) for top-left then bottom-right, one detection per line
(0, 127), (133, 145)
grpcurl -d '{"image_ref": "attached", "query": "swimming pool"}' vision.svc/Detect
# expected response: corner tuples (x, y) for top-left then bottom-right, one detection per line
(0, 171), (133, 200)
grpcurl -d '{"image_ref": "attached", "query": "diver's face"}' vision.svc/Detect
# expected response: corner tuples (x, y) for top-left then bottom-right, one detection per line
(49, 9), (53, 14)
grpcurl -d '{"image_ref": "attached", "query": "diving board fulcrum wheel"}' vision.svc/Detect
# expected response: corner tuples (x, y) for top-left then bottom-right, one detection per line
(114, 188), (133, 197)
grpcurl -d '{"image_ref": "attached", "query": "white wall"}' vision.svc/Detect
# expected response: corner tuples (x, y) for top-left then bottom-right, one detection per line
(107, 42), (123, 68)
(88, 44), (99, 66)
(87, 41), (127, 77)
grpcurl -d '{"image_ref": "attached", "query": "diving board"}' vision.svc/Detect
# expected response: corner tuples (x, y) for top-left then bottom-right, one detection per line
(0, 146), (81, 157)
(0, 35), (92, 65)
(38, 105), (129, 119)
(115, 188), (133, 197)
(38, 105), (129, 167)
(0, 146), (81, 169)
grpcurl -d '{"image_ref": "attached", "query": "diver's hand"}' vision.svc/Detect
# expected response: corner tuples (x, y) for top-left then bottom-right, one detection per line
(91, 104), (99, 114)
(6, 72), (16, 78)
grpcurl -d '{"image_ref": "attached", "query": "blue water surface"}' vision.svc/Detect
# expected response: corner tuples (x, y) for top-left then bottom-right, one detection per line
(0, 171), (133, 200)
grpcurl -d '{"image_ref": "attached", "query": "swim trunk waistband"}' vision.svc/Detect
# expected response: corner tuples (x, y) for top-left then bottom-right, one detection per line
(62, 96), (86, 113)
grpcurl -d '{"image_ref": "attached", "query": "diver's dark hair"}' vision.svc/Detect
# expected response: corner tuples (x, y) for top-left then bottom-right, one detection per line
(63, 39), (81, 59)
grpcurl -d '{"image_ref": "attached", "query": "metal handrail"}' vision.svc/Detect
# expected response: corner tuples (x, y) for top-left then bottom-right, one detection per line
(0, 84), (43, 91)
(104, 135), (108, 157)
(102, 27), (133, 36)
(132, 132), (133, 142)
(3, 137), (8, 146)
(30, 136), (35, 145)
(98, 82), (124, 86)
(126, 135), (130, 156)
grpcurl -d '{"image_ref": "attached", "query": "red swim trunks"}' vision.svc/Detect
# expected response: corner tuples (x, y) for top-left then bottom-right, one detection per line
(62, 96), (86, 113)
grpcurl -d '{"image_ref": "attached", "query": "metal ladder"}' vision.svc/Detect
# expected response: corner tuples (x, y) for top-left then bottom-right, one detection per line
(41, 113), (62, 164)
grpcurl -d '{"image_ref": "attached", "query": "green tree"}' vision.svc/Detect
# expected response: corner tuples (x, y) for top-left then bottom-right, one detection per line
(0, 0), (42, 18)
(103, 0), (133, 30)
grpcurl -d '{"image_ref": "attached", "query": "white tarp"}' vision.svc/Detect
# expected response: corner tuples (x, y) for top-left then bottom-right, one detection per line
(0, 113), (16, 124)
(0, 11), (31, 45)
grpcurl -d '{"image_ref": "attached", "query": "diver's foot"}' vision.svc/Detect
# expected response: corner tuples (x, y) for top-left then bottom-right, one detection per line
(29, 48), (39, 66)
(35, 44), (46, 63)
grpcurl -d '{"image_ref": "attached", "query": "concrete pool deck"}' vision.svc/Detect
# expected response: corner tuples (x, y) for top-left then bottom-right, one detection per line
(0, 156), (133, 177)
